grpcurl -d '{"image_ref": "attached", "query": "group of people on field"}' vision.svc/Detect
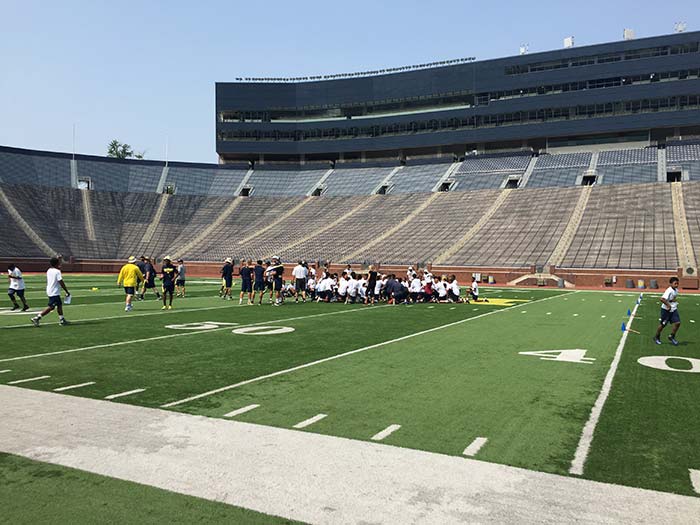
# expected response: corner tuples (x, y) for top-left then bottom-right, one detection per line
(8, 257), (686, 348)
(231, 260), (486, 306)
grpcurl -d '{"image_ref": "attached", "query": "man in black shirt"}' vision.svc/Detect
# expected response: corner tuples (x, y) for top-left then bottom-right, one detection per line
(239, 259), (253, 305)
(221, 258), (233, 300)
(252, 260), (265, 305)
(160, 256), (179, 310)
(266, 256), (285, 306)
(141, 257), (160, 301)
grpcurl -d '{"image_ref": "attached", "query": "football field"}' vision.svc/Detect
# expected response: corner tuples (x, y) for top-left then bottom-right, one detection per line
(1, 274), (699, 520)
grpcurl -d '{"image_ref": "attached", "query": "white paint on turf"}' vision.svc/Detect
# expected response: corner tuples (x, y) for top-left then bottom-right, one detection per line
(569, 297), (641, 476)
(0, 306), (389, 363)
(232, 326), (295, 335)
(4, 386), (700, 524)
(463, 437), (488, 457)
(691, 469), (700, 495)
(104, 388), (146, 400)
(8, 375), (50, 384)
(371, 424), (401, 441)
(224, 404), (260, 418)
(162, 291), (578, 408)
(0, 369), (10, 374)
(53, 382), (96, 392)
(293, 413), (328, 429)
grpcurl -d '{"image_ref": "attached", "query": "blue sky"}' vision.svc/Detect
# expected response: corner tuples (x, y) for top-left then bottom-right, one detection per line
(1, 0), (697, 163)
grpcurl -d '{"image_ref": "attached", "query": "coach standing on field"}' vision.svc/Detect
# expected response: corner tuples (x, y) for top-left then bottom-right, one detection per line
(117, 256), (144, 312)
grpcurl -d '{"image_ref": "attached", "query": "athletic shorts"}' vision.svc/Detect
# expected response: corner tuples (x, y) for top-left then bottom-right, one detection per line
(176, 279), (185, 286)
(145, 281), (156, 289)
(254, 281), (265, 291)
(223, 278), (233, 288)
(8, 288), (25, 298)
(295, 278), (306, 292)
(660, 308), (680, 325)
(48, 295), (62, 308)
(266, 281), (273, 291)
(273, 278), (283, 292)
(162, 283), (175, 293)
(124, 286), (135, 295)
(241, 280), (252, 293)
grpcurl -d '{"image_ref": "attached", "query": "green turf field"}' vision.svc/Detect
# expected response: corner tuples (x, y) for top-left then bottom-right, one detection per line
(1, 274), (699, 503)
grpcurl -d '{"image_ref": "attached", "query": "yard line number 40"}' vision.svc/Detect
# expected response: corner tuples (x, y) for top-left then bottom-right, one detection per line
(519, 349), (700, 373)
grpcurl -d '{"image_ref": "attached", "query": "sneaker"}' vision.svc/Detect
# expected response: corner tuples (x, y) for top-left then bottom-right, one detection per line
(654, 337), (662, 345)
(167, 305), (172, 310)
(59, 318), (69, 326)
(162, 305), (168, 310)
(125, 306), (130, 311)
(31, 316), (40, 327)
(668, 335), (679, 346)
(22, 305), (29, 311)
(11, 305), (19, 311)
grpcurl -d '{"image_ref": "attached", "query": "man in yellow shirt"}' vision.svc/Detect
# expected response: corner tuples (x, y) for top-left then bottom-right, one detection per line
(117, 256), (144, 312)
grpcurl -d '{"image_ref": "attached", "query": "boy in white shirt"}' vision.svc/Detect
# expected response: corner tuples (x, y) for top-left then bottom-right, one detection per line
(7, 264), (29, 311)
(655, 277), (681, 345)
(31, 257), (71, 326)
(346, 272), (359, 303)
(432, 276), (448, 302)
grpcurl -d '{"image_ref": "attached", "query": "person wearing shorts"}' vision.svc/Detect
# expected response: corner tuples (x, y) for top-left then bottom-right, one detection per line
(266, 256), (285, 306)
(655, 277), (681, 345)
(31, 257), (71, 326)
(176, 259), (186, 298)
(239, 259), (253, 305)
(117, 256), (144, 312)
(221, 258), (233, 300)
(141, 257), (160, 300)
(160, 256), (178, 310)
(292, 261), (308, 303)
(7, 264), (29, 311)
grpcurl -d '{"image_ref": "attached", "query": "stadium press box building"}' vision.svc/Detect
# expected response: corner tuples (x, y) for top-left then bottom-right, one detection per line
(216, 31), (700, 164)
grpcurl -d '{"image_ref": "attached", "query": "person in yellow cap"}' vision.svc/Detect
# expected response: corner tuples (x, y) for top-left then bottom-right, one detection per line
(117, 256), (144, 312)
(159, 256), (178, 310)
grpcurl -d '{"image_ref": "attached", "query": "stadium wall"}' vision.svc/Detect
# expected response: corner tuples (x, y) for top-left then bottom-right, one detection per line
(2, 258), (690, 290)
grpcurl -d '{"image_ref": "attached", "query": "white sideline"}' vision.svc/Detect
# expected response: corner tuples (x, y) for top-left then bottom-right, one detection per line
(54, 382), (96, 392)
(224, 404), (260, 418)
(8, 375), (50, 385)
(3, 386), (700, 524)
(293, 413), (327, 429)
(371, 424), (401, 441)
(569, 297), (641, 476)
(104, 388), (146, 400)
(463, 437), (488, 457)
(691, 469), (700, 495)
(0, 305), (390, 363)
(162, 291), (577, 408)
(0, 302), (249, 329)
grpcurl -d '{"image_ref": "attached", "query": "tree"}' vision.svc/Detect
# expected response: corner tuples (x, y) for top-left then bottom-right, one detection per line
(107, 140), (143, 159)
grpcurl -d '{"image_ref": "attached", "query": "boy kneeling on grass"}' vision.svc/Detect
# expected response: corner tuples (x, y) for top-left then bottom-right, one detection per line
(31, 257), (71, 327)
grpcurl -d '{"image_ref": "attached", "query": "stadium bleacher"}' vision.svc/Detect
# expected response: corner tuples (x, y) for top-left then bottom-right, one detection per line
(0, 144), (694, 271)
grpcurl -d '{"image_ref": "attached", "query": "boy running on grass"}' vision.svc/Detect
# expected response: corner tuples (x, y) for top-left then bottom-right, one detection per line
(7, 264), (29, 311)
(655, 277), (681, 345)
(31, 257), (70, 326)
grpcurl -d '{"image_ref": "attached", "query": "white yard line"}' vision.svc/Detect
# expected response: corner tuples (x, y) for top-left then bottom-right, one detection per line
(293, 413), (328, 429)
(224, 404), (260, 418)
(463, 437), (488, 457)
(4, 387), (700, 524)
(104, 388), (146, 400)
(0, 369), (10, 374)
(53, 382), (96, 392)
(7, 375), (50, 385)
(162, 291), (577, 408)
(371, 424), (401, 441)
(0, 302), (248, 329)
(0, 305), (390, 363)
(569, 297), (641, 476)
(691, 469), (700, 495)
